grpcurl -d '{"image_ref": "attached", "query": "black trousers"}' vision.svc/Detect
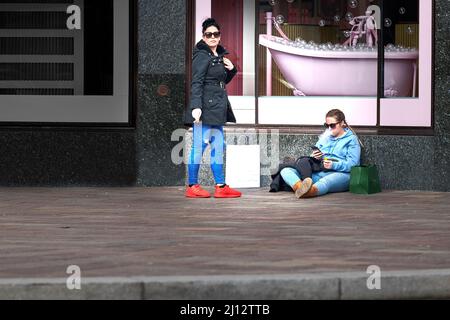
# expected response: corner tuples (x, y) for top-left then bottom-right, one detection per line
(296, 156), (325, 180)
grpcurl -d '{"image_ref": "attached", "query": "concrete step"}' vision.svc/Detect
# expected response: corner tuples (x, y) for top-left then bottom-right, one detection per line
(2, 269), (450, 300)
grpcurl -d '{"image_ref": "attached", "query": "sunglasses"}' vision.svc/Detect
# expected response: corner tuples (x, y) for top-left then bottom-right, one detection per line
(324, 122), (340, 129)
(204, 31), (221, 39)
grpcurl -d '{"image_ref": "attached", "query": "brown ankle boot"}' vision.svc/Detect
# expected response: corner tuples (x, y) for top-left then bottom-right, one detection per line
(292, 180), (303, 192)
(294, 178), (313, 199)
(301, 184), (319, 198)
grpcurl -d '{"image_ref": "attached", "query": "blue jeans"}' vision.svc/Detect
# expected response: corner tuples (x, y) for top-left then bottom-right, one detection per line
(280, 167), (351, 196)
(188, 123), (225, 185)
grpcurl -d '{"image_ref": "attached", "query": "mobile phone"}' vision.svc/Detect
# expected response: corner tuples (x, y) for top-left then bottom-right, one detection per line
(311, 146), (321, 152)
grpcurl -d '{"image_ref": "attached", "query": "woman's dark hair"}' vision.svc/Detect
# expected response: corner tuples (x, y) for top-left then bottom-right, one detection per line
(327, 108), (364, 147)
(202, 18), (221, 33)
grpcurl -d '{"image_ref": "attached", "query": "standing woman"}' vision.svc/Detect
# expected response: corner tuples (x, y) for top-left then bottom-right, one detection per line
(184, 18), (242, 199)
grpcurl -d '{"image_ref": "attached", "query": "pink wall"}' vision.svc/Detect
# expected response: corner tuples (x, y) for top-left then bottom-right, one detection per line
(212, 0), (243, 96)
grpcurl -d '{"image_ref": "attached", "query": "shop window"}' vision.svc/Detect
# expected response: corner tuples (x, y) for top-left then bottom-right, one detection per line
(195, 0), (256, 124)
(191, 0), (432, 128)
(0, 0), (134, 125)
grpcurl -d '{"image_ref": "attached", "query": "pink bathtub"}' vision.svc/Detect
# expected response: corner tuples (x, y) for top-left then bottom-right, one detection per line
(259, 34), (419, 97)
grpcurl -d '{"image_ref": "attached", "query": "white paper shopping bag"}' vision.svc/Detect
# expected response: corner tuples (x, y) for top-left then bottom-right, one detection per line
(225, 145), (260, 188)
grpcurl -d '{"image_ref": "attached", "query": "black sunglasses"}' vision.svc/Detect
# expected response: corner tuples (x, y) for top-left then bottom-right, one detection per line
(324, 122), (340, 129)
(204, 31), (221, 39)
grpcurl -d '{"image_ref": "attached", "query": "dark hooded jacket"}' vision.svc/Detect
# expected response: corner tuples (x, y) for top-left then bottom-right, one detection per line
(184, 40), (237, 126)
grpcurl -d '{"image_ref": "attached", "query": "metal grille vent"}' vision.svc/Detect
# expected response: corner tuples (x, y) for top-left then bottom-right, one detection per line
(0, 0), (83, 95)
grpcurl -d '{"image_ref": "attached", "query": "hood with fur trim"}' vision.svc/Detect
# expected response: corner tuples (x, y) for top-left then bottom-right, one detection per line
(194, 40), (229, 57)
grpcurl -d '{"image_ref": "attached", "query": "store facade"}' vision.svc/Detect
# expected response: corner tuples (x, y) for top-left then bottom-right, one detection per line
(0, 0), (449, 190)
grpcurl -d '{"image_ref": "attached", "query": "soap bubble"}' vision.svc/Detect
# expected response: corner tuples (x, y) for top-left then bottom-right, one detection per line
(343, 30), (351, 38)
(275, 14), (285, 24)
(334, 15), (341, 22)
(296, 39), (306, 46)
(345, 12), (354, 21)
(406, 25), (415, 35)
(384, 18), (392, 28)
(269, 0), (277, 6)
(348, 0), (358, 9)
(399, 7), (406, 15)
(319, 19), (326, 27)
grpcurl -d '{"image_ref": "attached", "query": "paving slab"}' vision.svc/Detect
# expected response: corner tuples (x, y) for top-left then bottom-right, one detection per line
(1, 187), (450, 299)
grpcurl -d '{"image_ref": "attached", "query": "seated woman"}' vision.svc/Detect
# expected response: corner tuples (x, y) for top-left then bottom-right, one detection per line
(270, 109), (361, 198)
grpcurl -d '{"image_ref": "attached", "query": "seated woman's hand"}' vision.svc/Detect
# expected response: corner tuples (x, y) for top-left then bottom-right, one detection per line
(311, 150), (323, 160)
(323, 159), (333, 170)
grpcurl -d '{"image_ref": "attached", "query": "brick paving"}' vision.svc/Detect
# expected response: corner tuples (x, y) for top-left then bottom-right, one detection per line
(1, 187), (450, 279)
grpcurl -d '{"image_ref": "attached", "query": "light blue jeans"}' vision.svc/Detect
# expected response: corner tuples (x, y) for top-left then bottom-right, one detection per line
(280, 167), (351, 196)
(188, 123), (225, 185)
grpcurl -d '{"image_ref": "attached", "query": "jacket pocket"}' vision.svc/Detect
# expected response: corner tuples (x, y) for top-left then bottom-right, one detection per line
(203, 93), (220, 110)
(202, 92), (226, 124)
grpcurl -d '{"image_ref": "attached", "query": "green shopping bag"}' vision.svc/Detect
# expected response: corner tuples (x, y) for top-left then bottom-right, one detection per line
(350, 165), (382, 194)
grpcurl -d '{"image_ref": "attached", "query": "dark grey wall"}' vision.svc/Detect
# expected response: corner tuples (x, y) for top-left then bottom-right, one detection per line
(0, 130), (136, 187)
(136, 0), (186, 186)
(0, 0), (188, 187)
(0, 0), (448, 191)
(433, 0), (450, 191)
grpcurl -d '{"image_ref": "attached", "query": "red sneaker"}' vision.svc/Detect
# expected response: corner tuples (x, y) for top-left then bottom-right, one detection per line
(214, 185), (242, 198)
(185, 185), (211, 198)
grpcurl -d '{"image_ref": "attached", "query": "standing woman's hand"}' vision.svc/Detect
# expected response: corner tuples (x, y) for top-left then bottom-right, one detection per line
(223, 58), (234, 71)
(192, 108), (202, 124)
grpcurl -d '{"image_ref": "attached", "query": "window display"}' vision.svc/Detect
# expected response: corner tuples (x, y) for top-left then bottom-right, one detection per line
(192, 0), (432, 127)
